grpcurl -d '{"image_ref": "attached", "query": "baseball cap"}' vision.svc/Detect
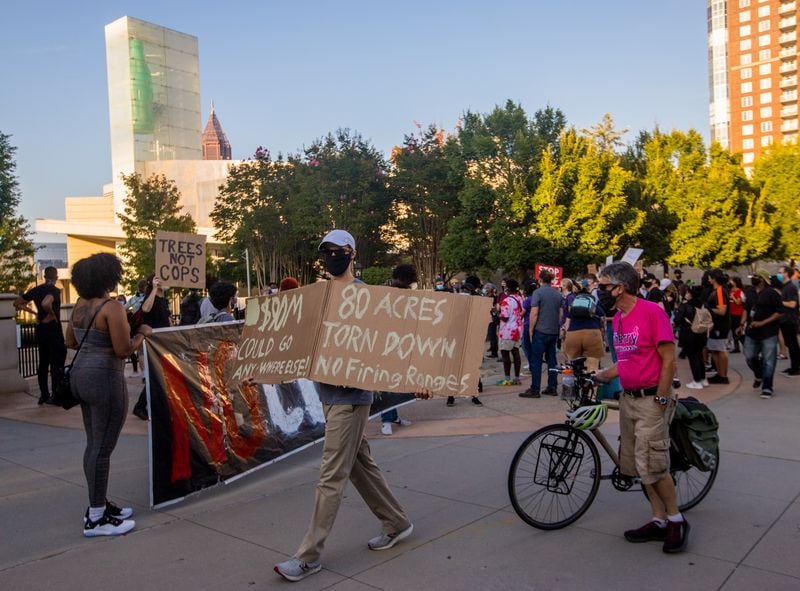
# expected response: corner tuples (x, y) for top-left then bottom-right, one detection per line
(750, 269), (771, 282)
(318, 229), (355, 251)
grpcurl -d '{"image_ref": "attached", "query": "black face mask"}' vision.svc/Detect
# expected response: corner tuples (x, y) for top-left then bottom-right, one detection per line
(598, 290), (616, 313)
(323, 253), (352, 277)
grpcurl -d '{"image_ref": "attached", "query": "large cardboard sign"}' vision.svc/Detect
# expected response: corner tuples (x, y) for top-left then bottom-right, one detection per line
(233, 282), (491, 396)
(155, 231), (206, 289)
(534, 263), (564, 288)
(144, 322), (414, 508)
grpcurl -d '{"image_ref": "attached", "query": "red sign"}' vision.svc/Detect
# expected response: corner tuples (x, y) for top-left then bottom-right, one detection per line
(534, 263), (563, 288)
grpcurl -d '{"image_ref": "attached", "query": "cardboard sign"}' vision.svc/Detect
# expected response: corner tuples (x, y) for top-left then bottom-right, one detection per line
(620, 247), (643, 266)
(587, 264), (598, 275)
(534, 263), (563, 288)
(155, 231), (206, 289)
(233, 282), (491, 396)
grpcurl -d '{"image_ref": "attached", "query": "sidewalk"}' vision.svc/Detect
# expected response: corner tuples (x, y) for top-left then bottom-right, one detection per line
(1, 352), (798, 590)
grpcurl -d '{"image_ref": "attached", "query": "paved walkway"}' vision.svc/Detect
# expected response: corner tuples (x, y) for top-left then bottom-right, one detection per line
(1, 352), (798, 590)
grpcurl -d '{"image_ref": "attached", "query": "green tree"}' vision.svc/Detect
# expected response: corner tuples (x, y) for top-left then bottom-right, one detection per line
(751, 141), (800, 261)
(387, 125), (463, 287)
(117, 173), (195, 290)
(0, 132), (35, 293)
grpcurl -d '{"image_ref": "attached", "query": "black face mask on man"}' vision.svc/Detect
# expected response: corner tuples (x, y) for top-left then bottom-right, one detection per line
(323, 251), (353, 277)
(598, 289), (616, 313)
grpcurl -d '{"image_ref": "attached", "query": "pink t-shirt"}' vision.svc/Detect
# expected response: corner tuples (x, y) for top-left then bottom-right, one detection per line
(613, 298), (674, 390)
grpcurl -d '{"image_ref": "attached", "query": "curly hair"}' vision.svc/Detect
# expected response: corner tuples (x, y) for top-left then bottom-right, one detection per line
(209, 281), (238, 311)
(71, 253), (123, 299)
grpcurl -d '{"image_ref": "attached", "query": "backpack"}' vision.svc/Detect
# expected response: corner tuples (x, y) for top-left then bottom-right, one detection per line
(670, 396), (719, 472)
(570, 293), (597, 318)
(690, 307), (713, 334)
(197, 311), (222, 324)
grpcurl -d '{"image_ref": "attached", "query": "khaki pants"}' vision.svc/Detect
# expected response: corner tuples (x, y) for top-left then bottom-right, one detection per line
(295, 404), (410, 563)
(563, 328), (605, 361)
(619, 393), (676, 485)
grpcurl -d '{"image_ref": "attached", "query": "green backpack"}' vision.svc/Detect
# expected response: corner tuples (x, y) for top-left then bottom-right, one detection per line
(671, 397), (720, 472)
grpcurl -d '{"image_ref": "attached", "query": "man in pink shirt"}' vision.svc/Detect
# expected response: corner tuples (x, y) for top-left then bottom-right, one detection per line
(595, 262), (689, 554)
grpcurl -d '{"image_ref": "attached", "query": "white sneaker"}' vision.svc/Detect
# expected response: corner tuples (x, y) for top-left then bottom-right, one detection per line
(685, 381), (703, 390)
(394, 418), (412, 427)
(83, 513), (135, 537)
(701, 379), (710, 387)
(381, 422), (393, 436)
(274, 558), (321, 582)
(368, 523), (414, 550)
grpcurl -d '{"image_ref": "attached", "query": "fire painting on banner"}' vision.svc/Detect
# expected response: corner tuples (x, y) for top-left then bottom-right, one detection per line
(144, 322), (413, 508)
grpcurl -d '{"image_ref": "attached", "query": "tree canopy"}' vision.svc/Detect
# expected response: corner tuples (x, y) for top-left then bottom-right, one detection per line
(0, 132), (35, 293)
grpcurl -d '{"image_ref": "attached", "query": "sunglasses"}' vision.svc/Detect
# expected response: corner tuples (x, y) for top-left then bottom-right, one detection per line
(597, 282), (620, 291)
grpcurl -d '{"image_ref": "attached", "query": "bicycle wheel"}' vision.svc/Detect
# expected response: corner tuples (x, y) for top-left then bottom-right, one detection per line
(508, 424), (601, 530)
(642, 447), (719, 512)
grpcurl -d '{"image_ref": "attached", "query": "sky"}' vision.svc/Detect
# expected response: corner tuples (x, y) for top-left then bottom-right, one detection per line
(1, 0), (709, 235)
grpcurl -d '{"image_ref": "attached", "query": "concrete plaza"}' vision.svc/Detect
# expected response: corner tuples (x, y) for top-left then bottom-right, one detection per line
(0, 352), (798, 590)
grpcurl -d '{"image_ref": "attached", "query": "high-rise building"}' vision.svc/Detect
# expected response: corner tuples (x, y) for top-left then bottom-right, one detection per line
(709, 0), (799, 172)
(202, 101), (232, 160)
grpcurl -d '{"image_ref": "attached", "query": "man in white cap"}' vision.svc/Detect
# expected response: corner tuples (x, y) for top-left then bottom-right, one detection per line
(274, 229), (421, 582)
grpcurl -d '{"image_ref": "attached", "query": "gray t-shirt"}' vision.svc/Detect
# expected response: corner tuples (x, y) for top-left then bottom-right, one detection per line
(530, 285), (564, 335)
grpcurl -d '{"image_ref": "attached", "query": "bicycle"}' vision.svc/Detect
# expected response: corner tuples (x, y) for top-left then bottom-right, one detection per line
(507, 357), (718, 530)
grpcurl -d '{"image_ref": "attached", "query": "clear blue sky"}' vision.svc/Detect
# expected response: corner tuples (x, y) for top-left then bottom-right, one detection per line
(2, 0), (709, 229)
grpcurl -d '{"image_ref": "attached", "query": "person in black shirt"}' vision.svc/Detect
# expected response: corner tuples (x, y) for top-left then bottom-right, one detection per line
(777, 265), (799, 376)
(641, 273), (666, 311)
(740, 269), (783, 398)
(706, 269), (731, 385)
(132, 275), (171, 420)
(15, 266), (67, 405)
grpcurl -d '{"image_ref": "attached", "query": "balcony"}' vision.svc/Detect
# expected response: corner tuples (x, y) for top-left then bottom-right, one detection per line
(779, 1), (797, 16)
(780, 75), (798, 88)
(781, 119), (799, 132)
(780, 46), (797, 59)
(780, 31), (798, 45)
(780, 60), (797, 73)
(781, 90), (798, 102)
(780, 16), (797, 31)
(781, 105), (798, 117)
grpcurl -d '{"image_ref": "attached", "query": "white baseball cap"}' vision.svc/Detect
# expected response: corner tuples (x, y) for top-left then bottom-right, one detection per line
(318, 229), (356, 251)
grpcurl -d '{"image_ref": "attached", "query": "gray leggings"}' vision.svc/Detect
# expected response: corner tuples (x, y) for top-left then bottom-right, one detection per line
(73, 363), (128, 507)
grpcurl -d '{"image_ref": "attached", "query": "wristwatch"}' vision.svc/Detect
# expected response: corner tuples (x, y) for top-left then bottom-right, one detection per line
(654, 396), (670, 406)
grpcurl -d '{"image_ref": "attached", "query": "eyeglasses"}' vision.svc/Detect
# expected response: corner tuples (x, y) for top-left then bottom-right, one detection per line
(320, 248), (352, 258)
(597, 282), (620, 291)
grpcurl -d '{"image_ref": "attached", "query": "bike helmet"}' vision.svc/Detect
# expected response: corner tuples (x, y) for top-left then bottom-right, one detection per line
(566, 404), (607, 431)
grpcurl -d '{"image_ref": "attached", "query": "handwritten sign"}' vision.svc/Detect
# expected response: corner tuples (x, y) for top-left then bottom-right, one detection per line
(155, 231), (206, 289)
(233, 282), (491, 397)
(534, 263), (564, 288)
(621, 247), (643, 266)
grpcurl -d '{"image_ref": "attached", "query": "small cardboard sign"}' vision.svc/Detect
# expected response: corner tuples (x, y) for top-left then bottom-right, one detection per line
(232, 282), (491, 397)
(620, 247), (643, 266)
(534, 263), (564, 288)
(155, 231), (206, 289)
(587, 264), (598, 275)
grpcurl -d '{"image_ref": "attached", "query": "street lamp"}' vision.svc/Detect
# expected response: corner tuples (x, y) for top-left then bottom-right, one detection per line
(223, 248), (251, 297)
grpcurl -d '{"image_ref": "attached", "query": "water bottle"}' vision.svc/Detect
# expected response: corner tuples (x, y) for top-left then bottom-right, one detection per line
(561, 368), (575, 400)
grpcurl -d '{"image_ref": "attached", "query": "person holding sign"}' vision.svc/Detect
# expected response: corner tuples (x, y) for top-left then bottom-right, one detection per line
(274, 230), (426, 583)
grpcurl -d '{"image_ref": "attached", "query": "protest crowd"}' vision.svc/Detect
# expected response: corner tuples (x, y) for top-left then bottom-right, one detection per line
(12, 227), (800, 583)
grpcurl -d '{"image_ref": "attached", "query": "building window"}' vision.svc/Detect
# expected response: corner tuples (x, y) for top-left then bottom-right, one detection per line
(742, 110), (754, 121)
(759, 33), (771, 46)
(743, 138), (755, 149)
(743, 152), (755, 164)
(761, 121), (773, 132)
(742, 67), (753, 79)
(739, 0), (750, 6)
(742, 81), (754, 93)
(760, 77), (773, 89)
(758, 48), (771, 60)
(758, 19), (771, 32)
(743, 124), (755, 136)
(740, 24), (752, 36)
(761, 135), (773, 147)
(760, 91), (772, 103)
(759, 63), (772, 75)
(742, 95), (754, 106)
(741, 38), (753, 50)
(757, 5), (770, 17)
(740, 10), (752, 22)
(761, 106), (773, 117)
(742, 54), (753, 65)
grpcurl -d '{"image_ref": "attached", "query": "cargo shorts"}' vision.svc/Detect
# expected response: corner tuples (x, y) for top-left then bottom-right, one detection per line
(618, 392), (676, 485)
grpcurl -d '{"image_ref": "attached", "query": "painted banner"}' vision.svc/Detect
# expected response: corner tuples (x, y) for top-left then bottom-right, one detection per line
(144, 322), (413, 508)
(234, 282), (491, 397)
(155, 230), (206, 289)
(534, 263), (564, 288)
